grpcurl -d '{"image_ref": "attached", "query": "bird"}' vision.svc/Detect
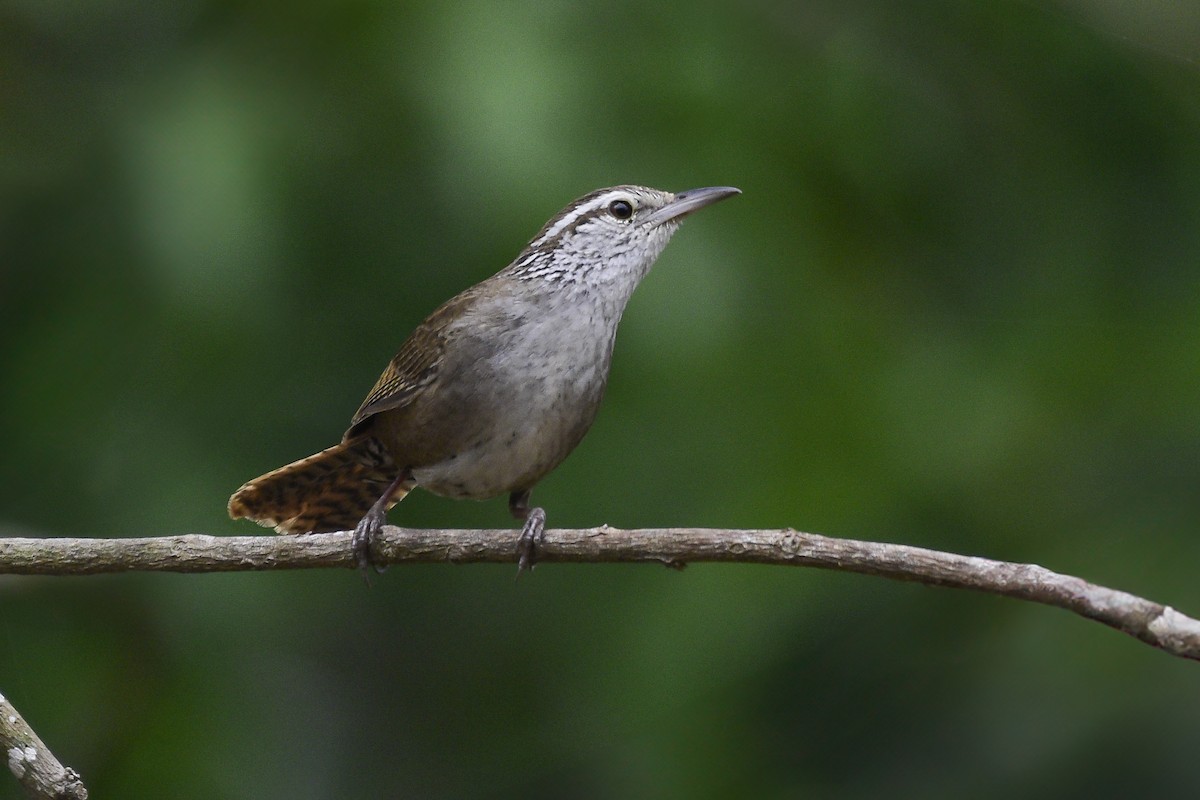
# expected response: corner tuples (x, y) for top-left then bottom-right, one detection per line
(228, 184), (741, 572)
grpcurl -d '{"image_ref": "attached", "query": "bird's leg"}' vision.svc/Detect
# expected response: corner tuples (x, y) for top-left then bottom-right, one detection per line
(509, 489), (546, 575)
(351, 469), (414, 578)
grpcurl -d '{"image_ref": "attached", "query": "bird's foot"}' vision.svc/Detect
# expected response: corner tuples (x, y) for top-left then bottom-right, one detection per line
(351, 510), (387, 582)
(516, 506), (547, 577)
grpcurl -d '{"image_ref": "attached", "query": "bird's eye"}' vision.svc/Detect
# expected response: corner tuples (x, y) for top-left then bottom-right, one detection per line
(608, 199), (634, 220)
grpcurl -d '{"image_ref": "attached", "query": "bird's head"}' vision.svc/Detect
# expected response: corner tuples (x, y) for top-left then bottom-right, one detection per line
(506, 185), (740, 292)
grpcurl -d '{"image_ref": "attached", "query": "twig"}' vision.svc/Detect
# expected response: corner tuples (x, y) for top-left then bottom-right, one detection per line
(1, 692), (88, 800)
(1, 526), (1198, 662)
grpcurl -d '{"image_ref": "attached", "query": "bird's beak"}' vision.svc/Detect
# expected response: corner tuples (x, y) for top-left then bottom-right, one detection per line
(645, 186), (741, 227)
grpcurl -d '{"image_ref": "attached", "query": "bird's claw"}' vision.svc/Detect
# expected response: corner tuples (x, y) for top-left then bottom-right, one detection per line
(516, 507), (547, 577)
(351, 512), (387, 582)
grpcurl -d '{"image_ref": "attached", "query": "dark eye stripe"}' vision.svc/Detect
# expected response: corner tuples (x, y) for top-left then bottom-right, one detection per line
(512, 193), (642, 268)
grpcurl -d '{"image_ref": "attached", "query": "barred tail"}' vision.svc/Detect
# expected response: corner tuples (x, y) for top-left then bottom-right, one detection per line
(228, 437), (406, 534)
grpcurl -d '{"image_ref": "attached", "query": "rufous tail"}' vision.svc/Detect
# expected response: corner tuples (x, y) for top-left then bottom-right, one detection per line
(228, 437), (409, 534)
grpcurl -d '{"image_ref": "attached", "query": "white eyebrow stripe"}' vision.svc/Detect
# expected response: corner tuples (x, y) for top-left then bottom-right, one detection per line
(532, 191), (626, 245)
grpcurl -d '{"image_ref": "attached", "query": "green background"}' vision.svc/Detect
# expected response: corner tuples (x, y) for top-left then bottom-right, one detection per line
(3, 1), (1199, 797)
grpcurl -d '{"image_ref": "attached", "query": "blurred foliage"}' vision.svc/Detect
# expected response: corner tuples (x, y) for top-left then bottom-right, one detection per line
(3, 0), (1200, 797)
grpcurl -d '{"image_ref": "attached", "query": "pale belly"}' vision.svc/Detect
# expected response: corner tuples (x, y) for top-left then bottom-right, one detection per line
(411, 372), (604, 499)
(409, 303), (615, 499)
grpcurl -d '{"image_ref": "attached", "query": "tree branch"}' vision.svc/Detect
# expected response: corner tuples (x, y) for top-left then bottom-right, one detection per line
(2, 526), (1198, 662)
(1, 692), (88, 800)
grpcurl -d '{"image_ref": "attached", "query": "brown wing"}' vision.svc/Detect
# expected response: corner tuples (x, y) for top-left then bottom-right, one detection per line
(347, 289), (478, 430)
(349, 323), (442, 427)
